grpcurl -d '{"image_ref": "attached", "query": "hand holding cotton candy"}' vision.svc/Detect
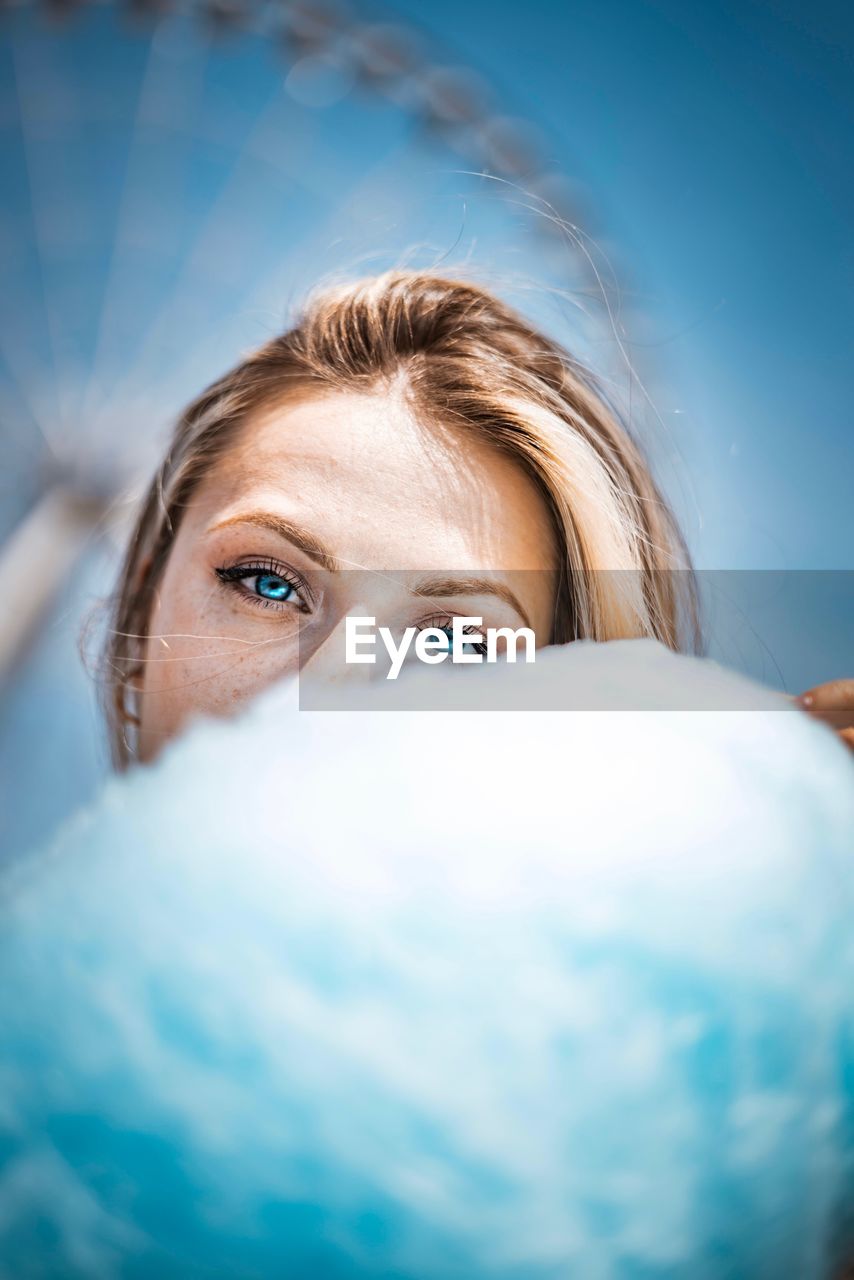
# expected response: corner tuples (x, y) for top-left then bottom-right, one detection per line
(1, 641), (853, 1279)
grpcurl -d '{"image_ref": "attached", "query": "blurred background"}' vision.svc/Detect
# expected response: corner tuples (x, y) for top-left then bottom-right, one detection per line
(1, 0), (852, 855)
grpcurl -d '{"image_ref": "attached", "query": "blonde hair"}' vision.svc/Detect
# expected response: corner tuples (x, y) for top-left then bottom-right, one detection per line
(105, 271), (698, 766)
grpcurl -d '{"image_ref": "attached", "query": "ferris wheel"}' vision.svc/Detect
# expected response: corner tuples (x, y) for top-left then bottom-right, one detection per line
(0, 0), (652, 662)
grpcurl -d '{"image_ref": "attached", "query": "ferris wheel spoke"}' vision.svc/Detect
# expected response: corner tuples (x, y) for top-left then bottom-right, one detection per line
(8, 30), (73, 455)
(91, 125), (428, 440)
(90, 97), (334, 421)
(85, 45), (309, 432)
(80, 10), (212, 431)
(0, 297), (67, 464)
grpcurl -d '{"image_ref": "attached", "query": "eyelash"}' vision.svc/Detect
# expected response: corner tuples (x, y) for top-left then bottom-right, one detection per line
(214, 559), (312, 614)
(417, 615), (488, 656)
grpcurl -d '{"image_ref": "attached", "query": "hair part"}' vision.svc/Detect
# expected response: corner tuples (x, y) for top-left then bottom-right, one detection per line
(105, 270), (699, 767)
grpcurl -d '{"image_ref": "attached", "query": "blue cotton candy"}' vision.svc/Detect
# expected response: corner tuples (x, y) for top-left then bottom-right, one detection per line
(0, 640), (852, 1279)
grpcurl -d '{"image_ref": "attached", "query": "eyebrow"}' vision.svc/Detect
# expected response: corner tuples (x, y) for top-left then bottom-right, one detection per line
(208, 512), (532, 627)
(208, 511), (340, 572)
(411, 575), (532, 629)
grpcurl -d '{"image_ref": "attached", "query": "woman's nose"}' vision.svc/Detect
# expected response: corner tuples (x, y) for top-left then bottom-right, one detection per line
(299, 606), (381, 688)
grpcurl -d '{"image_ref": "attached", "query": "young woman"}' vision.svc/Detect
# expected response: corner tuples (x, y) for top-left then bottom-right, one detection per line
(105, 271), (853, 765)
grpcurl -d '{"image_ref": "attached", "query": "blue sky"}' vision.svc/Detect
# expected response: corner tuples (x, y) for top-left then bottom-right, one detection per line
(2, 0), (851, 567)
(390, 0), (854, 569)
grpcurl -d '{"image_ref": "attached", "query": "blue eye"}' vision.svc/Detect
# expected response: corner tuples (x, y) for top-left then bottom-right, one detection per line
(254, 572), (294, 602)
(215, 562), (309, 613)
(422, 621), (487, 657)
(448, 628), (487, 657)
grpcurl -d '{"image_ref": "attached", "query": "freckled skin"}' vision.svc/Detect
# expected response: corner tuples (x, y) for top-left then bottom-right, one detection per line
(137, 390), (557, 761)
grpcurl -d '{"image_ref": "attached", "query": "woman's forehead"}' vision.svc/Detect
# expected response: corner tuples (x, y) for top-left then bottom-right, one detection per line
(196, 390), (558, 573)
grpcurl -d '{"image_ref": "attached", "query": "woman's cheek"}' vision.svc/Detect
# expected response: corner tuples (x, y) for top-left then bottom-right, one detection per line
(138, 542), (310, 757)
(137, 589), (222, 750)
(138, 590), (295, 758)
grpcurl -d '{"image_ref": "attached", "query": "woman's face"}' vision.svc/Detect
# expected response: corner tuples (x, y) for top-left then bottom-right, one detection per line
(137, 389), (557, 760)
